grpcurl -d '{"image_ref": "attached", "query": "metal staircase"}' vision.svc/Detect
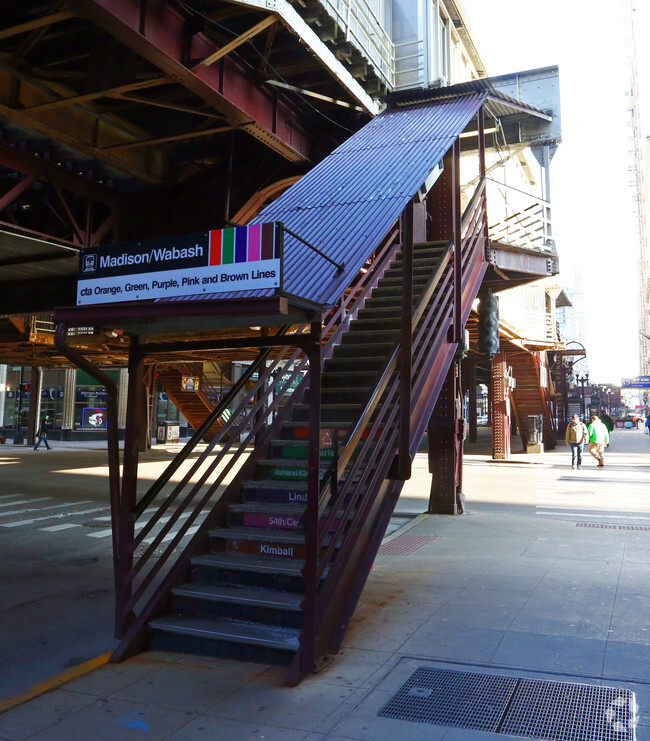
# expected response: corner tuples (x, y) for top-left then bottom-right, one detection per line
(108, 174), (488, 683)
(509, 350), (557, 449)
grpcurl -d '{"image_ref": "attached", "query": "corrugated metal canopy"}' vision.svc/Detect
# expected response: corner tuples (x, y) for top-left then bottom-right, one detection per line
(195, 92), (487, 308)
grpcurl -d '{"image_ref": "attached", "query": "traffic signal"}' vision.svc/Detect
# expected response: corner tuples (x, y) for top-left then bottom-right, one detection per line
(18, 382), (29, 393)
(478, 292), (499, 358)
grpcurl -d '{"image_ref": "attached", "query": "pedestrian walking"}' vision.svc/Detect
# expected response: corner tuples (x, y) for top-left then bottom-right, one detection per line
(33, 418), (51, 451)
(645, 414), (650, 436)
(565, 414), (588, 469)
(587, 414), (609, 467)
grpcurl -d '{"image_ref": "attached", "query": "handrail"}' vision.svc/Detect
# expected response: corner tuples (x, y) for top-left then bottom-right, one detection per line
(282, 226), (345, 275)
(305, 181), (488, 668)
(135, 326), (289, 517)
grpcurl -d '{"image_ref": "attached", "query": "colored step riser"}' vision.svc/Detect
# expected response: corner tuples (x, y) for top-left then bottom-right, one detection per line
(272, 445), (336, 459)
(285, 426), (382, 442)
(258, 464), (309, 481)
(244, 486), (307, 504)
(241, 512), (341, 531)
(224, 539), (306, 560)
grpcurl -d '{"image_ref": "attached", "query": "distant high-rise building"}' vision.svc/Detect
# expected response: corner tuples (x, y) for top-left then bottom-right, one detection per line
(627, 1), (649, 373)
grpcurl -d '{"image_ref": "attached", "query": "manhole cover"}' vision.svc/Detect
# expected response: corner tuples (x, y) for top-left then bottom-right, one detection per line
(378, 667), (636, 740)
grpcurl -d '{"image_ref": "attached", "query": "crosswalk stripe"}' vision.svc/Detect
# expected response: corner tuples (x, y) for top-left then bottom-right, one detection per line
(537, 511), (650, 521)
(0, 497), (52, 509)
(1, 505), (107, 528)
(140, 524), (200, 547)
(40, 524), (83, 532)
(0, 500), (92, 519)
(86, 511), (192, 539)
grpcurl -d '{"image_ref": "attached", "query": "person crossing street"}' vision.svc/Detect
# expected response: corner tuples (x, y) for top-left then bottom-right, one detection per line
(587, 414), (609, 467)
(565, 414), (588, 469)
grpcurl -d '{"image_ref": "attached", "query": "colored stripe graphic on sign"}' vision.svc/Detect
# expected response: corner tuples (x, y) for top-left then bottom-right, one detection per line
(209, 230), (222, 266)
(206, 223), (279, 265)
(248, 224), (261, 262)
(222, 228), (235, 264)
(235, 227), (248, 263)
(261, 222), (275, 260)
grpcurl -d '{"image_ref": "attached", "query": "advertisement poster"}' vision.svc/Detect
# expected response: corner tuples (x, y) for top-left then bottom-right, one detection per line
(82, 407), (107, 428)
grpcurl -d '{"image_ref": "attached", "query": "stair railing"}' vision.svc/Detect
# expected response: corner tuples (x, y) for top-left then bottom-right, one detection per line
(297, 180), (488, 672)
(112, 226), (403, 654)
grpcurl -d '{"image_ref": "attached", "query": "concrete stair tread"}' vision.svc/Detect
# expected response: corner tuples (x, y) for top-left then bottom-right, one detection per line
(171, 583), (303, 611)
(243, 479), (308, 491)
(210, 526), (305, 544)
(192, 551), (306, 575)
(149, 614), (300, 650)
(228, 502), (304, 515)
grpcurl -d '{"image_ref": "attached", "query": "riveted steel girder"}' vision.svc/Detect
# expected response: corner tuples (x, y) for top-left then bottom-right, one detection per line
(70, 0), (312, 163)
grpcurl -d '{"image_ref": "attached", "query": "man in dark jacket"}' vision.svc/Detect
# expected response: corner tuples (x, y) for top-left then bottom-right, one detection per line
(33, 418), (51, 451)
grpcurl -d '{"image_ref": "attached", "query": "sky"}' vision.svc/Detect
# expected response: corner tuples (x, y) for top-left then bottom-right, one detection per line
(460, 0), (648, 384)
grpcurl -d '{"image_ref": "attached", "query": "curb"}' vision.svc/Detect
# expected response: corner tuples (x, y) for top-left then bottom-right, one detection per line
(0, 653), (112, 715)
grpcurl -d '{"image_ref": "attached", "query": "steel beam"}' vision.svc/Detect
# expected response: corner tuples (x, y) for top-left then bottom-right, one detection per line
(70, 0), (312, 163)
(0, 11), (74, 41)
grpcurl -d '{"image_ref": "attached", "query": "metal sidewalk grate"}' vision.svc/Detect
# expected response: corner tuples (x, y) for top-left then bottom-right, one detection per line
(378, 535), (436, 556)
(576, 523), (650, 532)
(378, 667), (517, 731)
(378, 667), (636, 740)
(500, 678), (636, 740)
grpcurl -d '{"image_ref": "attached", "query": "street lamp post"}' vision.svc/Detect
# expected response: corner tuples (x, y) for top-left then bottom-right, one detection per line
(577, 373), (589, 419)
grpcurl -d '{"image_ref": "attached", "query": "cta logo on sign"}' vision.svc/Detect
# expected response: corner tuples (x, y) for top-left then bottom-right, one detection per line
(77, 223), (282, 305)
(82, 253), (97, 273)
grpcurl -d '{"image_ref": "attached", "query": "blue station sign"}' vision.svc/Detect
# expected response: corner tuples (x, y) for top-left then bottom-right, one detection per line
(621, 376), (650, 388)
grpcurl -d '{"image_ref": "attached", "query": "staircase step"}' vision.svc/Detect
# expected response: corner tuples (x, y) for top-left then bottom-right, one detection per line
(293, 403), (363, 424)
(333, 341), (396, 359)
(149, 614), (299, 665)
(173, 583), (302, 611)
(243, 479), (308, 504)
(312, 387), (372, 405)
(340, 328), (399, 345)
(228, 502), (304, 530)
(254, 458), (333, 481)
(322, 371), (377, 390)
(210, 526), (306, 560)
(270, 439), (337, 459)
(324, 356), (388, 373)
(191, 552), (308, 591)
(170, 583), (303, 628)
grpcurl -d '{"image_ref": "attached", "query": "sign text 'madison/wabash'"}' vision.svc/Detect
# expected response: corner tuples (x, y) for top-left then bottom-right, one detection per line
(97, 244), (204, 270)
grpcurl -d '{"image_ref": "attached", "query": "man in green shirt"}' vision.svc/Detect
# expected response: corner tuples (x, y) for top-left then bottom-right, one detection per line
(587, 414), (609, 467)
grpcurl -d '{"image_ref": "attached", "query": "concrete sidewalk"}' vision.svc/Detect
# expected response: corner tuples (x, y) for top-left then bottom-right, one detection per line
(1, 428), (650, 740)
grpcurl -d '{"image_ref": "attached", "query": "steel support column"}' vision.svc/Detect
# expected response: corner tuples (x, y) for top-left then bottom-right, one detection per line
(27, 366), (42, 447)
(299, 320), (322, 680)
(452, 139), (462, 343)
(53, 323), (123, 634)
(491, 352), (511, 460)
(427, 360), (464, 515)
(398, 200), (414, 479)
(464, 357), (478, 443)
(117, 336), (146, 636)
